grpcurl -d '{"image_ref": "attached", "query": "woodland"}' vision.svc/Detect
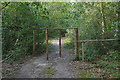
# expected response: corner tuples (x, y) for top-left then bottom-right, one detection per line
(1, 2), (120, 78)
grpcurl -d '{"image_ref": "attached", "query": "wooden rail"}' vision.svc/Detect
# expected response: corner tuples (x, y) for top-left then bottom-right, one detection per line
(78, 39), (119, 42)
(33, 27), (77, 30)
(78, 39), (120, 62)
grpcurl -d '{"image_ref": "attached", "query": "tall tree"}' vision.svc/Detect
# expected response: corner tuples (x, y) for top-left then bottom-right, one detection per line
(100, 2), (106, 38)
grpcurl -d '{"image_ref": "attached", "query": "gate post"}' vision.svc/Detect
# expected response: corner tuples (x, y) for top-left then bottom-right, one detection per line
(33, 28), (35, 56)
(59, 29), (61, 57)
(75, 28), (79, 60)
(82, 42), (84, 61)
(46, 29), (48, 60)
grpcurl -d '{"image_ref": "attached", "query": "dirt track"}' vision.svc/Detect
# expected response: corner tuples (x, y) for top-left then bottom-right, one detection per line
(12, 37), (77, 78)
(8, 37), (103, 78)
(3, 38), (110, 78)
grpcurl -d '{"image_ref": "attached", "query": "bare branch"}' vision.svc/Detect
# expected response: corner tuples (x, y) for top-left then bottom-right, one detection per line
(0, 2), (10, 12)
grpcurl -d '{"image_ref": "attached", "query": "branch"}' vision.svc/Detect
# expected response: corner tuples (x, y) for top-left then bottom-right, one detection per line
(0, 2), (10, 12)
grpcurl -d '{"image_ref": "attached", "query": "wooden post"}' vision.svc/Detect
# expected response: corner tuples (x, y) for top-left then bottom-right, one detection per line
(33, 28), (35, 56)
(46, 29), (48, 60)
(59, 29), (61, 57)
(82, 42), (84, 61)
(75, 28), (79, 60)
(75, 28), (78, 55)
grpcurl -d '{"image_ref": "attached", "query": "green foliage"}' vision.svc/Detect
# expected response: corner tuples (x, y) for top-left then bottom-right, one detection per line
(2, 2), (56, 60)
(2, 3), (120, 78)
(42, 69), (56, 75)
(106, 50), (119, 60)
(64, 41), (74, 50)
(62, 2), (119, 78)
(84, 46), (100, 61)
(65, 2), (119, 63)
(78, 70), (94, 78)
(3, 46), (28, 64)
(95, 50), (120, 78)
(5, 69), (11, 74)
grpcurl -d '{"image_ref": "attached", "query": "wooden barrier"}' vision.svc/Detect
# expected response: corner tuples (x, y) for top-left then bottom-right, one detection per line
(75, 28), (78, 60)
(33, 28), (35, 56)
(82, 42), (84, 61)
(46, 29), (48, 60)
(78, 39), (119, 61)
(33, 27), (78, 60)
(78, 39), (118, 42)
(34, 27), (77, 30)
(59, 29), (61, 57)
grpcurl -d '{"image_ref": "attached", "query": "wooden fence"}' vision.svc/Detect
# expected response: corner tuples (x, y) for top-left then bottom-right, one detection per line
(78, 39), (120, 61)
(33, 27), (78, 60)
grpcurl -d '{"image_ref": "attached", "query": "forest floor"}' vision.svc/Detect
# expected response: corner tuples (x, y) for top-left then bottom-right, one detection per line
(3, 37), (104, 78)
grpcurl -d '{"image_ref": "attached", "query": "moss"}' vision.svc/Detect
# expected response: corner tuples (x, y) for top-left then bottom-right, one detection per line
(42, 69), (56, 75)
(47, 76), (51, 78)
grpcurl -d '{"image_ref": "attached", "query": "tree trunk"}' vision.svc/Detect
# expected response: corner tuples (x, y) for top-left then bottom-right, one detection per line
(100, 2), (106, 38)
(100, 2), (106, 52)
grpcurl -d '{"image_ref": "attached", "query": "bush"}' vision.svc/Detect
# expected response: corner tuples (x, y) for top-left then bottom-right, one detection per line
(101, 50), (120, 61)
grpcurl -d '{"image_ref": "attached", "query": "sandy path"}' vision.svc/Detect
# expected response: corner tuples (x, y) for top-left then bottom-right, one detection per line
(12, 37), (75, 78)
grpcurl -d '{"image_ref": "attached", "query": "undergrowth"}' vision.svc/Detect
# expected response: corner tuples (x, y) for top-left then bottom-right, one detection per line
(64, 38), (120, 78)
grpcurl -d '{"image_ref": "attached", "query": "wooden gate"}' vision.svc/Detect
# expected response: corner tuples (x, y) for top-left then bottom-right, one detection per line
(33, 27), (78, 60)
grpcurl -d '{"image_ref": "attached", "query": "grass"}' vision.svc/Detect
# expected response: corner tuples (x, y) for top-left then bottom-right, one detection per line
(64, 38), (72, 44)
(78, 70), (94, 78)
(64, 38), (74, 50)
(42, 69), (56, 75)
